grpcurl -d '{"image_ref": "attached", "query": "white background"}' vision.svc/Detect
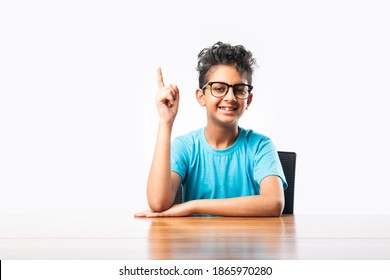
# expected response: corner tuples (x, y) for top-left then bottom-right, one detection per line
(3, 260), (390, 280)
(1, 0), (389, 215)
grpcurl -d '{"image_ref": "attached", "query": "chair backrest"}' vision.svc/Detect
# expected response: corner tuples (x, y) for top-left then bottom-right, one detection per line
(278, 151), (296, 215)
(173, 151), (296, 215)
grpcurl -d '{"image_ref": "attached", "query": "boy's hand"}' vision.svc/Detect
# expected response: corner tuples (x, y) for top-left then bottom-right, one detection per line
(134, 202), (194, 218)
(155, 67), (179, 124)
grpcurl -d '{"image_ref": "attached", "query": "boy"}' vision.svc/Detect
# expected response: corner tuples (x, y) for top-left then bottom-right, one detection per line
(135, 42), (287, 217)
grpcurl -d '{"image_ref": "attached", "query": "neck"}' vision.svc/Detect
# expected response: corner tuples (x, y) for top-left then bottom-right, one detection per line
(204, 123), (239, 149)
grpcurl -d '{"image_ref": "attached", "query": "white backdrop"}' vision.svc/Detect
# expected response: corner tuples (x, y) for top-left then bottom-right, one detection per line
(1, 0), (389, 215)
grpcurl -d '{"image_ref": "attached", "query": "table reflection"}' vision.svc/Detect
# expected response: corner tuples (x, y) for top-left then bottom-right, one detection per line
(147, 216), (297, 259)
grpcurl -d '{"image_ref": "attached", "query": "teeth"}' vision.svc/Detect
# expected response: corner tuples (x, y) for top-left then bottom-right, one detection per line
(220, 107), (235, 111)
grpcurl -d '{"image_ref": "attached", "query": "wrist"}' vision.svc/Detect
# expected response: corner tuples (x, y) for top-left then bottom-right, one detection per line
(158, 118), (175, 127)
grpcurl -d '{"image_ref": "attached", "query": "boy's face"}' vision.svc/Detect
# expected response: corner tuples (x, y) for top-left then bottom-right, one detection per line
(196, 65), (253, 128)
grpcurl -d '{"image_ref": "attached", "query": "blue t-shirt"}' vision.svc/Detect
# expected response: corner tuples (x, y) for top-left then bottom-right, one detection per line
(171, 127), (287, 202)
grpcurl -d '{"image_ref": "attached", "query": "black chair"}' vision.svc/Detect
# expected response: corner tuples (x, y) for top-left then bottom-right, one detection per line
(278, 151), (296, 215)
(173, 151), (296, 215)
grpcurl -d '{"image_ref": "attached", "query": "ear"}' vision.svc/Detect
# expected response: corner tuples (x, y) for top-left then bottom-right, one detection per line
(196, 88), (206, 107)
(246, 93), (253, 109)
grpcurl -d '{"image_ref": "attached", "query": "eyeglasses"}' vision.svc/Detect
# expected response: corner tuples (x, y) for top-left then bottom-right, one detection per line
(201, 82), (253, 100)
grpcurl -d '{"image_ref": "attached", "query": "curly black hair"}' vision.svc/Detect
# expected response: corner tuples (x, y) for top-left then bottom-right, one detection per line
(196, 41), (257, 88)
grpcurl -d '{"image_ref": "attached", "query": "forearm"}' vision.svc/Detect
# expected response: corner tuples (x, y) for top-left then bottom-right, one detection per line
(190, 195), (284, 217)
(147, 121), (175, 211)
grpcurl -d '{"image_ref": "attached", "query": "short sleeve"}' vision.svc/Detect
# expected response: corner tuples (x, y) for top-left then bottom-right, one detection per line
(171, 137), (188, 182)
(253, 137), (288, 190)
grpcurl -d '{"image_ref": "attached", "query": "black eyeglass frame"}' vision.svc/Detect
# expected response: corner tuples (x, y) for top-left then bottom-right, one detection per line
(201, 81), (254, 100)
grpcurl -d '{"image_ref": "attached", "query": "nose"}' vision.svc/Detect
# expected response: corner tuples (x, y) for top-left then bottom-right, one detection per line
(223, 86), (237, 102)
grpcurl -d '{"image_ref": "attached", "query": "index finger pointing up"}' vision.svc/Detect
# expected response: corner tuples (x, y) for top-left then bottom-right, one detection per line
(157, 67), (165, 89)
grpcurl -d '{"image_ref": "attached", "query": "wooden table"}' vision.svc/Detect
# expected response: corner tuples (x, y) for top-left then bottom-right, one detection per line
(1, 215), (390, 259)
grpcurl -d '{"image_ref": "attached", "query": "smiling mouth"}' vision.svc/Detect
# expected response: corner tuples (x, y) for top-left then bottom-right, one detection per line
(219, 106), (237, 111)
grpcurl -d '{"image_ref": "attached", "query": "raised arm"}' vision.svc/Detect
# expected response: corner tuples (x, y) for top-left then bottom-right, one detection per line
(146, 68), (181, 212)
